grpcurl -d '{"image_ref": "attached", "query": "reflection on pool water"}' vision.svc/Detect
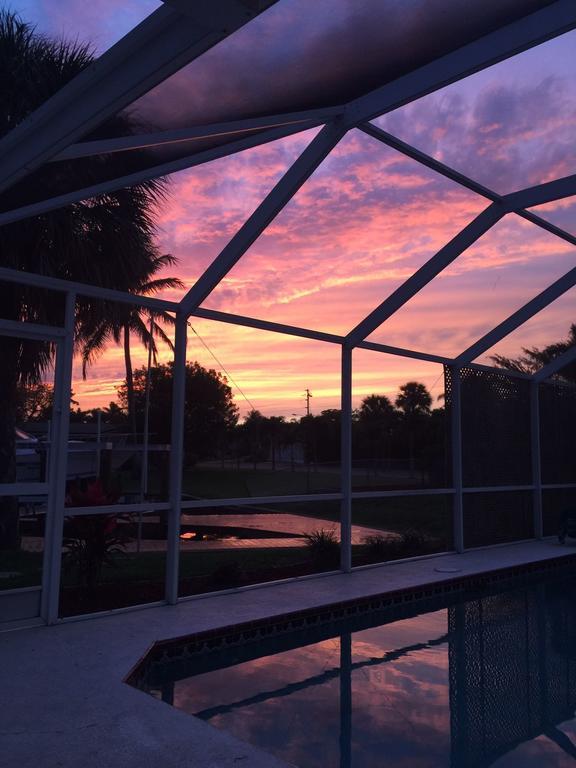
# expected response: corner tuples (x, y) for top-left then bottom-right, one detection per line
(135, 570), (576, 767)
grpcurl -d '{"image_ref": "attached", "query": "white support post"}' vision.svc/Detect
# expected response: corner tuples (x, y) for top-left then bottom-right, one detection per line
(339, 632), (352, 767)
(41, 291), (76, 624)
(530, 381), (543, 539)
(95, 409), (102, 478)
(137, 315), (154, 554)
(340, 345), (353, 572)
(450, 366), (464, 553)
(165, 314), (187, 604)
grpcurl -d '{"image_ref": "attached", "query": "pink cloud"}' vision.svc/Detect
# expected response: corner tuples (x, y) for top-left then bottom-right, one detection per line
(60, 27), (574, 416)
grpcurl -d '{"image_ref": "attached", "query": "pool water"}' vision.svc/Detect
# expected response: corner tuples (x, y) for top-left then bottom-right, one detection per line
(135, 569), (576, 767)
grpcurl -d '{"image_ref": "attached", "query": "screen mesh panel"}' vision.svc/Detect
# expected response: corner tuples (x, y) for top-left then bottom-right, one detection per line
(542, 488), (576, 537)
(540, 379), (576, 485)
(444, 366), (531, 487)
(463, 491), (533, 547)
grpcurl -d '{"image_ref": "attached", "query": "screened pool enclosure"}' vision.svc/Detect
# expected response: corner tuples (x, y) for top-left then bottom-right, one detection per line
(1, 0), (575, 624)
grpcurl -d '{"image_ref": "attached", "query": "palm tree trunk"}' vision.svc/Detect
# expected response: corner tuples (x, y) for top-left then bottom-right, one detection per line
(409, 428), (415, 474)
(123, 325), (137, 442)
(0, 339), (20, 550)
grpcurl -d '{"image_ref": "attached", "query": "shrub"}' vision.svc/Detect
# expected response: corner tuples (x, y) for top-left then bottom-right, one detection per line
(399, 528), (427, 553)
(63, 479), (132, 590)
(363, 533), (398, 560)
(304, 528), (340, 567)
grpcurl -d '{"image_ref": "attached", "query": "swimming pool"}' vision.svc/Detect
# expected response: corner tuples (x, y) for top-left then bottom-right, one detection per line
(131, 563), (576, 767)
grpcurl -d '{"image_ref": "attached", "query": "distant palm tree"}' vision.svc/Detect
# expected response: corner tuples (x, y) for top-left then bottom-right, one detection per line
(0, 11), (168, 549)
(79, 253), (183, 439)
(395, 382), (432, 418)
(395, 382), (432, 472)
(357, 394), (397, 470)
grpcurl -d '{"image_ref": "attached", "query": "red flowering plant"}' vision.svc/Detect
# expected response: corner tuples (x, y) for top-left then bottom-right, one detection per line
(63, 479), (133, 591)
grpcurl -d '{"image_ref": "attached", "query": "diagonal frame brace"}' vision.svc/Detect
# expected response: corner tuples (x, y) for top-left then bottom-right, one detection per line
(0, 1), (280, 194)
(456, 265), (576, 365)
(533, 343), (576, 383)
(346, 202), (506, 345)
(0, 122), (314, 228)
(359, 122), (576, 249)
(503, 173), (576, 211)
(344, 0), (576, 127)
(179, 120), (348, 315)
(53, 107), (343, 162)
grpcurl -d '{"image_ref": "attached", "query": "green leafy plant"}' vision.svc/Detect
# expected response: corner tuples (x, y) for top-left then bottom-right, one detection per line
(304, 528), (340, 567)
(63, 480), (132, 591)
(399, 528), (427, 553)
(363, 529), (429, 561)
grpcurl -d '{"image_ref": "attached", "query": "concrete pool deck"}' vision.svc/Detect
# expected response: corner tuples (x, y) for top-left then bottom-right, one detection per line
(2, 540), (575, 768)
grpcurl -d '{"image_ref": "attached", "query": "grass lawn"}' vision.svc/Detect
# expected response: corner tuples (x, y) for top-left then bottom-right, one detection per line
(61, 546), (312, 586)
(180, 468), (452, 539)
(281, 496), (452, 541)
(183, 466), (341, 497)
(119, 466), (451, 540)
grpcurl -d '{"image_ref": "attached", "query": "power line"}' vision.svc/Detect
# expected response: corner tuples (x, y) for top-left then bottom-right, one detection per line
(187, 323), (258, 413)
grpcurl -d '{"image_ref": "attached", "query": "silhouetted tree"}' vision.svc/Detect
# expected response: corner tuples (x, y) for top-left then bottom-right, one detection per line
(15, 382), (54, 422)
(240, 410), (267, 468)
(119, 362), (238, 462)
(0, 10), (168, 549)
(395, 382), (432, 471)
(308, 409), (341, 464)
(265, 415), (287, 470)
(80, 254), (183, 439)
(491, 323), (576, 384)
(357, 394), (397, 468)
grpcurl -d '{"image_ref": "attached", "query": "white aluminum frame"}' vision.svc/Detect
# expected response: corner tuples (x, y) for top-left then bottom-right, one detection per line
(1, 0), (575, 623)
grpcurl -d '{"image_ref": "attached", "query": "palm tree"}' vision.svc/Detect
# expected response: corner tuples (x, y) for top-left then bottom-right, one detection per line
(79, 253), (184, 439)
(0, 11), (169, 549)
(395, 382), (432, 473)
(357, 394), (397, 472)
(395, 382), (433, 418)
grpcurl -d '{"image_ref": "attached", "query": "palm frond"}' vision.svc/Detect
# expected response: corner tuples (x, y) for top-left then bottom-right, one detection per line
(81, 322), (114, 378)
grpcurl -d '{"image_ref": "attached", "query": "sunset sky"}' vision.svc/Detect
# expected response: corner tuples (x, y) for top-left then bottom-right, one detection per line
(9, 1), (576, 417)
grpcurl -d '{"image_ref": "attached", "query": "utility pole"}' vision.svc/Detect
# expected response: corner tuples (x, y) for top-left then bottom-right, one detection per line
(304, 388), (313, 416)
(303, 389), (313, 492)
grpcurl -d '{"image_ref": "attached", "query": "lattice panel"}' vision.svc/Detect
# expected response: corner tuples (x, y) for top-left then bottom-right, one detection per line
(444, 366), (531, 487)
(539, 379), (576, 485)
(448, 582), (576, 768)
